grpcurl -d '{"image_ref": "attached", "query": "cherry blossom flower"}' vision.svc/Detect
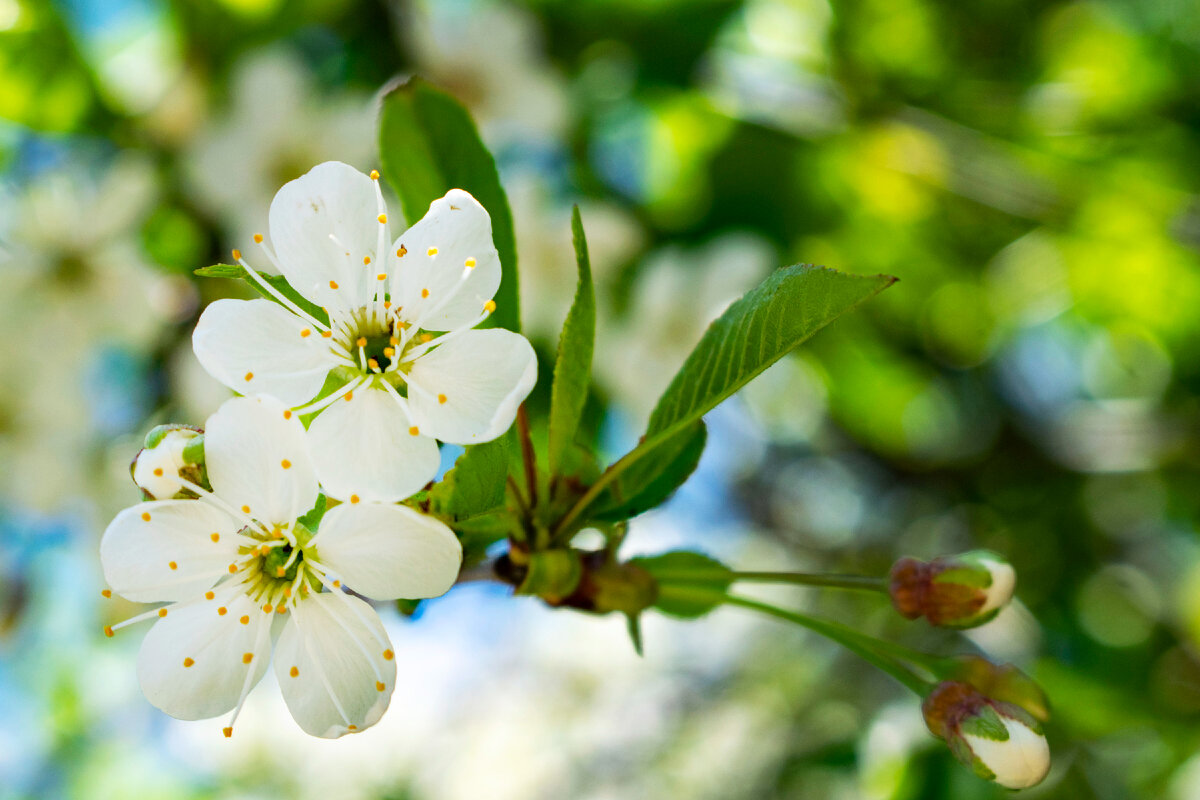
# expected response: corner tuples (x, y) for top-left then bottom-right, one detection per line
(100, 395), (462, 738)
(192, 161), (537, 502)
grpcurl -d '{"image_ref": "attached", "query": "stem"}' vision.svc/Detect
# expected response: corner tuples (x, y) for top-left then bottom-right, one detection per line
(665, 587), (932, 695)
(517, 405), (538, 512)
(659, 570), (887, 593)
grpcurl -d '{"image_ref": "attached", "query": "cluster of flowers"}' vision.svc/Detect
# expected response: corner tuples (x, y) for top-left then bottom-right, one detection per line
(100, 162), (537, 738)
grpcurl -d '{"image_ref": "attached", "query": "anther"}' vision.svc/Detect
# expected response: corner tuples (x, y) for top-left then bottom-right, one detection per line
(397, 245), (407, 257)
(223, 727), (233, 738)
(276, 567), (286, 577)
(253, 233), (263, 243)
(218, 606), (228, 616)
(465, 258), (476, 268)
(356, 337), (367, 348)
(153, 467), (163, 476)
(142, 512), (152, 522)
(368, 358), (380, 371)
(300, 328), (312, 338)
(228, 564), (238, 574)
(241, 505), (250, 514)
(205, 591), (215, 600)
(168, 561), (178, 571)
(244, 371), (254, 382)
(383, 649), (394, 660)
(281, 459), (292, 469)
(370, 170), (380, 180)
(232, 249), (242, 261)
(104, 626), (114, 637)
(283, 410), (293, 419)
(183, 658), (195, 668)
(421, 288), (430, 298)
(350, 494), (360, 504)
(210, 533), (220, 543)
(377, 214), (387, 223)
(242, 653), (253, 664)
(239, 615), (249, 625)
(332, 580), (341, 588)
(427, 247), (438, 256)
(348, 725), (358, 731)
(363, 256), (371, 265)
(101, 589), (112, 598)
(345, 391), (354, 402)
(383, 347), (395, 358)
(438, 394), (447, 404)
(329, 280), (339, 290)
(484, 300), (497, 313)
(409, 426), (420, 436)
(158, 608), (168, 618)
(419, 333), (432, 343)
(377, 273), (387, 281)
(263, 604), (273, 614)
(376, 681), (385, 692)
(290, 666), (300, 678)
(321, 330), (333, 338)
(276, 605), (287, 614)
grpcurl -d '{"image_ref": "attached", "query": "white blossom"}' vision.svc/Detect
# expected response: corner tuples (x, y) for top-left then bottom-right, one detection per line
(192, 161), (537, 502)
(100, 395), (463, 738)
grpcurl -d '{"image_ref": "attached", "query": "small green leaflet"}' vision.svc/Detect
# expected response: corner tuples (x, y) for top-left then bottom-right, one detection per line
(547, 206), (596, 480)
(428, 438), (510, 526)
(193, 263), (328, 326)
(632, 550), (734, 619)
(591, 421), (706, 521)
(378, 77), (520, 333)
(645, 264), (896, 441)
(556, 264), (895, 533)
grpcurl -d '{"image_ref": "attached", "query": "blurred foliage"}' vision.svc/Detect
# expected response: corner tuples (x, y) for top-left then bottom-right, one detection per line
(3, 0), (1200, 798)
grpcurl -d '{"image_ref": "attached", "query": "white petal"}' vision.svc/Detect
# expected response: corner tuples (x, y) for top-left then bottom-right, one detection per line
(315, 503), (462, 600)
(964, 716), (1050, 790)
(101, 500), (240, 603)
(205, 396), (319, 526)
(407, 329), (537, 443)
(136, 592), (272, 721)
(390, 189), (501, 331)
(193, 298), (341, 407)
(268, 161), (379, 311)
(275, 593), (396, 738)
(306, 385), (440, 503)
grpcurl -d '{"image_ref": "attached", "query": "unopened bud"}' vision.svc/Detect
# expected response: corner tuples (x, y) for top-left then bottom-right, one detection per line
(923, 681), (1050, 790)
(889, 550), (1015, 628)
(131, 425), (204, 500)
(943, 655), (1049, 722)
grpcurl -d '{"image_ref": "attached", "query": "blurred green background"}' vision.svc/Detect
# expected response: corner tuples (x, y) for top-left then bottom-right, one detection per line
(3, 0), (1200, 797)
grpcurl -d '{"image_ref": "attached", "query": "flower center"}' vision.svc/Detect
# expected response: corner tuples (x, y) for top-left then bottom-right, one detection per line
(235, 521), (321, 602)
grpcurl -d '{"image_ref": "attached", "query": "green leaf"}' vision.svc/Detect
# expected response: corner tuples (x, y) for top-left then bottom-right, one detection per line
(547, 206), (596, 480)
(428, 439), (510, 526)
(592, 421), (706, 521)
(645, 265), (895, 440)
(556, 265), (894, 534)
(194, 264), (328, 326)
(378, 77), (520, 332)
(632, 550), (733, 619)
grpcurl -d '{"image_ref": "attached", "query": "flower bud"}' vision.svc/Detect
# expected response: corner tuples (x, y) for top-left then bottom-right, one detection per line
(943, 655), (1049, 722)
(130, 425), (205, 500)
(923, 681), (1050, 790)
(889, 550), (1015, 628)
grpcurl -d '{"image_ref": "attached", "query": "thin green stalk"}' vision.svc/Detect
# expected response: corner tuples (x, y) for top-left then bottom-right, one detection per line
(664, 587), (932, 695)
(653, 570), (887, 593)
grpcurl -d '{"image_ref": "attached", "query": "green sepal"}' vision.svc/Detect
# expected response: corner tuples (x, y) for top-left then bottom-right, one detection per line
(181, 434), (205, 466)
(194, 264), (329, 326)
(633, 550), (733, 619)
(960, 705), (1010, 741)
(948, 733), (996, 782)
(297, 494), (328, 532)
(626, 613), (644, 657)
(518, 549), (583, 602)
